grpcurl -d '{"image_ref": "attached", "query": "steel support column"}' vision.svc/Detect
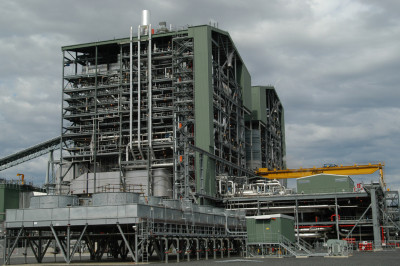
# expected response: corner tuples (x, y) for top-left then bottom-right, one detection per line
(371, 188), (382, 250)
(116, 223), (136, 262)
(50, 225), (69, 263)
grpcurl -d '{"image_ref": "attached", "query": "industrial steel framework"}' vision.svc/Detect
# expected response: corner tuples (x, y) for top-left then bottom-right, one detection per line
(3, 199), (247, 264)
(57, 24), (281, 202)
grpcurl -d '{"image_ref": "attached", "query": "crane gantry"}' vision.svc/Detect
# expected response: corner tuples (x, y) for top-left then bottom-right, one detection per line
(256, 163), (385, 187)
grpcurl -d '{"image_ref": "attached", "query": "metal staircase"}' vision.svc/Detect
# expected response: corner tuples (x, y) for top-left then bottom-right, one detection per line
(279, 235), (328, 257)
(278, 235), (304, 257)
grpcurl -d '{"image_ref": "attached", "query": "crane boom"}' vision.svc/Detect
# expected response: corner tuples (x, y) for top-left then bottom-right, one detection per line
(256, 163), (385, 186)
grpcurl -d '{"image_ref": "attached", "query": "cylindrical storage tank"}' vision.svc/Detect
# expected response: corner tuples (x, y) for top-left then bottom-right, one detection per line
(162, 199), (181, 209)
(29, 195), (78, 209)
(152, 168), (172, 198)
(147, 196), (162, 206)
(92, 192), (140, 206)
(141, 10), (150, 26)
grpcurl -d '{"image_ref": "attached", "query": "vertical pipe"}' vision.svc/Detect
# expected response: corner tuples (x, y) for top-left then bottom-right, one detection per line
(59, 51), (65, 195)
(119, 44), (124, 187)
(135, 227), (138, 263)
(148, 24), (153, 156)
(45, 153), (50, 193)
(335, 196), (339, 240)
(148, 24), (153, 197)
(93, 45), (98, 193)
(66, 226), (70, 262)
(173, 113), (177, 199)
(50, 150), (54, 188)
(295, 198), (300, 244)
(129, 26), (133, 160)
(137, 26), (143, 158)
(3, 234), (6, 265)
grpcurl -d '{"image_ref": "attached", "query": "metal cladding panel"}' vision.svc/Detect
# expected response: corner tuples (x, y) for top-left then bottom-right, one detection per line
(251, 86), (267, 124)
(92, 192), (140, 206)
(189, 25), (216, 200)
(29, 195), (78, 209)
(25, 208), (52, 222)
(51, 208), (69, 222)
(281, 216), (295, 243)
(0, 185), (20, 221)
(89, 219), (107, 225)
(106, 219), (119, 225)
(163, 199), (181, 209)
(69, 220), (87, 226)
(70, 207), (87, 220)
(117, 205), (127, 217)
(118, 218), (138, 224)
(239, 64), (252, 111)
(5, 209), (16, 222)
(124, 205), (138, 217)
(137, 204), (150, 218)
(85, 206), (118, 220)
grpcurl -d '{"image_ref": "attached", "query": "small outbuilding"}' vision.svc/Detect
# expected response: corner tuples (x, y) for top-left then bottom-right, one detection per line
(246, 214), (295, 244)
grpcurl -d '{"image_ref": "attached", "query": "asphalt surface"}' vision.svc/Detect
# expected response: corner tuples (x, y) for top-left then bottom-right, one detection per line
(2, 249), (400, 266)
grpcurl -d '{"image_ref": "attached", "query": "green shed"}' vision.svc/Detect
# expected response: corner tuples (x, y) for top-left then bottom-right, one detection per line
(246, 214), (295, 244)
(297, 174), (354, 194)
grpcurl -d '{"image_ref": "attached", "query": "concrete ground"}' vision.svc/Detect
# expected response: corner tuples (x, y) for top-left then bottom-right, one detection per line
(2, 249), (400, 266)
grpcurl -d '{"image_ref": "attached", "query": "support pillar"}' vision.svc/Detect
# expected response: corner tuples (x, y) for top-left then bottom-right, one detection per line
(163, 238), (168, 263)
(220, 238), (224, 258)
(227, 238), (230, 258)
(203, 238), (208, 260)
(195, 238), (199, 260)
(213, 238), (216, 259)
(185, 238), (190, 262)
(371, 188), (382, 250)
(335, 196), (340, 240)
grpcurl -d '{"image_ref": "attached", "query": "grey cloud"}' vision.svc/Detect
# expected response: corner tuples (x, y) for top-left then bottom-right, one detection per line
(0, 0), (399, 191)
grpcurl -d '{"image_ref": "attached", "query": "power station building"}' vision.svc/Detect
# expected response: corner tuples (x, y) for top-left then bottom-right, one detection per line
(58, 19), (285, 203)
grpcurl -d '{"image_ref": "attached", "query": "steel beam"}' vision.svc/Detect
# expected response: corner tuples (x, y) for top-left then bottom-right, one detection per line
(116, 223), (136, 262)
(69, 224), (88, 261)
(50, 224), (69, 263)
(4, 227), (24, 265)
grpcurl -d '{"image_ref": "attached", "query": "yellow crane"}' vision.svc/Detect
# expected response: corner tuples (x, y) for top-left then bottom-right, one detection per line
(17, 173), (25, 185)
(256, 163), (385, 187)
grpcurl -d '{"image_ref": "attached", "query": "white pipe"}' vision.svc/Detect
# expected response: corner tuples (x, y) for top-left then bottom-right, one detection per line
(128, 26), (133, 161)
(137, 26), (143, 158)
(151, 163), (174, 168)
(148, 24), (153, 158)
(224, 212), (246, 235)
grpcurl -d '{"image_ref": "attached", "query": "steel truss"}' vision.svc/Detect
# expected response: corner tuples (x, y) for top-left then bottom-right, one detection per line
(3, 220), (246, 264)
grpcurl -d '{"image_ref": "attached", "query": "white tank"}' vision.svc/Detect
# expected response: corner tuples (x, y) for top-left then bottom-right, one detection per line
(152, 168), (172, 198)
(142, 10), (150, 26)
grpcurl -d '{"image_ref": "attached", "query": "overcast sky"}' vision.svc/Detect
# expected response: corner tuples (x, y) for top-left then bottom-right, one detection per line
(0, 0), (399, 190)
